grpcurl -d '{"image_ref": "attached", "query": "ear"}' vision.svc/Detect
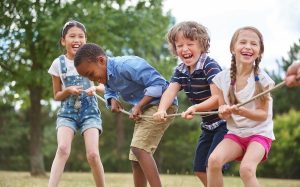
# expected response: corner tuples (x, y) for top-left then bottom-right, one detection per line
(61, 37), (66, 47)
(97, 55), (106, 65)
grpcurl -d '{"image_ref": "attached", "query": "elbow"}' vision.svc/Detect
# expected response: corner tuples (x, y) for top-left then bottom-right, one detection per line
(257, 113), (268, 122)
(54, 96), (62, 101)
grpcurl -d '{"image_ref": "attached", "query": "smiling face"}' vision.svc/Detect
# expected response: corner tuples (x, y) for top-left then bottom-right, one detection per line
(76, 56), (108, 84)
(175, 31), (203, 72)
(61, 26), (87, 60)
(231, 29), (262, 66)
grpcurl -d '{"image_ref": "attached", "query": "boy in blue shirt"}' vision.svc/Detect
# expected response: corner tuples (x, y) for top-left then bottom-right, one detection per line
(74, 43), (177, 187)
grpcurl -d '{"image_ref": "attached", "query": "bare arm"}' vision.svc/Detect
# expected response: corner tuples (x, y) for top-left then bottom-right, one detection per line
(181, 83), (219, 119)
(153, 83), (180, 121)
(230, 98), (269, 121)
(130, 95), (154, 120)
(51, 75), (82, 101)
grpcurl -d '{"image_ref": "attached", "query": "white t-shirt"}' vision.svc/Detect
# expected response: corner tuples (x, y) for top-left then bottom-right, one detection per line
(212, 69), (275, 140)
(48, 55), (80, 88)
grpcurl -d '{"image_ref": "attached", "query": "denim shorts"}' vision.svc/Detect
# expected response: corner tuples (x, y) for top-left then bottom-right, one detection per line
(193, 121), (228, 172)
(57, 96), (103, 135)
(56, 115), (102, 135)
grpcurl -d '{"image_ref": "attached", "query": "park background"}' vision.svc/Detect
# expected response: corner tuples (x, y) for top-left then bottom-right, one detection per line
(1, 0), (300, 185)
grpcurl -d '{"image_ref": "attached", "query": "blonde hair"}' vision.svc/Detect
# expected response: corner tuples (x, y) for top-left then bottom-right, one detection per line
(228, 26), (268, 105)
(166, 21), (210, 56)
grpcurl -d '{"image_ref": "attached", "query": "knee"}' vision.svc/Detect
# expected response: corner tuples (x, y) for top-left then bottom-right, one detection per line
(239, 164), (255, 181)
(86, 151), (100, 164)
(131, 147), (142, 158)
(208, 154), (223, 172)
(57, 144), (71, 158)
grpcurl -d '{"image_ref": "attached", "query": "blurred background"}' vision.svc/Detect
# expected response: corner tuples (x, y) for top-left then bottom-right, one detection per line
(1, 0), (300, 180)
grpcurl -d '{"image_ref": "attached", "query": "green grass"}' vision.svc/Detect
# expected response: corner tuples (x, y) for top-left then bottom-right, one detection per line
(1, 171), (300, 187)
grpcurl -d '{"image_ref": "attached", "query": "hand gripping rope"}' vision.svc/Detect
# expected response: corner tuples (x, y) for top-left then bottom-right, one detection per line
(93, 75), (300, 119)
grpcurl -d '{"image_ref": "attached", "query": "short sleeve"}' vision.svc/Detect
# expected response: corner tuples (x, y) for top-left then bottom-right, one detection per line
(259, 70), (275, 88)
(48, 58), (60, 77)
(203, 59), (222, 84)
(170, 68), (182, 85)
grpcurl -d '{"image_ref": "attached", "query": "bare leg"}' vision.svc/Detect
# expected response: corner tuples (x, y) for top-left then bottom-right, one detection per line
(131, 147), (162, 187)
(195, 171), (207, 187)
(48, 127), (74, 187)
(84, 128), (106, 187)
(207, 139), (243, 187)
(240, 142), (264, 187)
(131, 161), (147, 187)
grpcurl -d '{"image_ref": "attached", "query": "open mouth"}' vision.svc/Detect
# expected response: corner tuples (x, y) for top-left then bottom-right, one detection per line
(72, 44), (81, 49)
(182, 53), (193, 59)
(241, 51), (253, 57)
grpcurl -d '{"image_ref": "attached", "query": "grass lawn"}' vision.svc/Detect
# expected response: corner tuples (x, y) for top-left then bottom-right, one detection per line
(1, 171), (300, 187)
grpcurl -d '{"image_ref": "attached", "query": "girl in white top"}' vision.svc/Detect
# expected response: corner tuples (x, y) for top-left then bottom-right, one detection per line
(207, 26), (275, 187)
(48, 20), (105, 187)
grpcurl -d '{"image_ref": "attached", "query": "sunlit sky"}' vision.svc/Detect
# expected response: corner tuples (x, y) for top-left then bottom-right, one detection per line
(163, 0), (300, 72)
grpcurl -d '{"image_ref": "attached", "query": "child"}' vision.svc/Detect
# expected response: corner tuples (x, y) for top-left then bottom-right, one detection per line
(207, 26), (275, 187)
(74, 43), (178, 187)
(285, 60), (300, 87)
(153, 21), (228, 187)
(47, 20), (106, 187)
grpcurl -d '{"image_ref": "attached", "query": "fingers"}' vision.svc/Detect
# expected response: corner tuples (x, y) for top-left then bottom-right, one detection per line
(218, 104), (231, 120)
(153, 111), (167, 122)
(181, 111), (194, 120)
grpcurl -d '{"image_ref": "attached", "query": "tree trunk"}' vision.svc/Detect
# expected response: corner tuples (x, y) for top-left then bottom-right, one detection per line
(29, 86), (45, 176)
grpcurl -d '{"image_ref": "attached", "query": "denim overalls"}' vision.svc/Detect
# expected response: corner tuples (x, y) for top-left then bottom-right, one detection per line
(56, 55), (102, 134)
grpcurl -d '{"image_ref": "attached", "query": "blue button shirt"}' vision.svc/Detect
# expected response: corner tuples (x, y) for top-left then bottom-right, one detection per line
(104, 56), (178, 108)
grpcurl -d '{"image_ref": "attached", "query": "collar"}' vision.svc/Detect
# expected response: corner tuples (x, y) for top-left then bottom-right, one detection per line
(178, 53), (208, 74)
(106, 57), (113, 81)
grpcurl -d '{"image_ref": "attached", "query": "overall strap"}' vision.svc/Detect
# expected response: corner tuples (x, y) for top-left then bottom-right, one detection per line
(59, 55), (67, 86)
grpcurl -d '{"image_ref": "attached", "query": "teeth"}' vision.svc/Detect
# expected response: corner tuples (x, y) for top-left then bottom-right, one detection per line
(183, 54), (192, 58)
(73, 44), (80, 48)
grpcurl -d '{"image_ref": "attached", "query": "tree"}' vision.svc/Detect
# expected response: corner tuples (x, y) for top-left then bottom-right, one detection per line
(0, 0), (174, 175)
(268, 40), (300, 115)
(257, 110), (300, 179)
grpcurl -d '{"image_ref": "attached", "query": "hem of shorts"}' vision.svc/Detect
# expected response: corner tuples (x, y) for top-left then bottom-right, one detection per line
(81, 126), (103, 135)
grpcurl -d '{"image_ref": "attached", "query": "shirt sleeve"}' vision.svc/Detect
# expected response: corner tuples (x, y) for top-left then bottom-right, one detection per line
(104, 86), (119, 108)
(48, 58), (60, 77)
(259, 70), (275, 88)
(119, 57), (167, 98)
(170, 68), (182, 84)
(203, 59), (222, 84)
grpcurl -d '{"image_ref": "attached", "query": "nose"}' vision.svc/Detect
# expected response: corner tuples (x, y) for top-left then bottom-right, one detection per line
(183, 46), (189, 52)
(245, 43), (251, 49)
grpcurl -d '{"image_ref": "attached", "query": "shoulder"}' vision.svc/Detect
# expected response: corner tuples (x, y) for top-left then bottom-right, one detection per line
(203, 56), (221, 69)
(109, 56), (154, 74)
(215, 69), (229, 79)
(48, 56), (62, 75)
(112, 56), (148, 66)
(213, 69), (230, 84)
(174, 62), (185, 72)
(258, 69), (275, 87)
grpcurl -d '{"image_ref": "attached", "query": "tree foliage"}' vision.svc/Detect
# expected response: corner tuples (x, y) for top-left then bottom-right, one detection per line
(257, 110), (300, 179)
(0, 0), (178, 175)
(268, 40), (300, 114)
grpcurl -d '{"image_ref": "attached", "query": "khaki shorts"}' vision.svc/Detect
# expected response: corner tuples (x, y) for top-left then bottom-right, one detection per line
(129, 105), (177, 161)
